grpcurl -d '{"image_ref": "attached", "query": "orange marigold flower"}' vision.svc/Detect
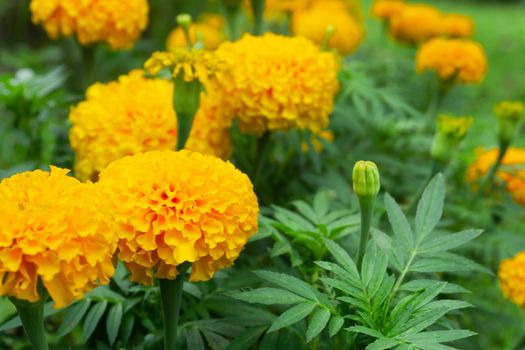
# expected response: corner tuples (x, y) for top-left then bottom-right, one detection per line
(29, 0), (149, 49)
(389, 4), (442, 44)
(371, 0), (405, 21)
(416, 38), (487, 84)
(440, 14), (474, 38)
(0, 167), (117, 308)
(97, 150), (259, 284)
(499, 251), (525, 310)
(166, 15), (225, 51)
(69, 70), (232, 182)
(215, 33), (340, 134)
(292, 5), (364, 55)
(467, 147), (525, 205)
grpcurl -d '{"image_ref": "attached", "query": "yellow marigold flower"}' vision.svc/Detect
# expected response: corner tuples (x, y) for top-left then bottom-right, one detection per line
(371, 0), (405, 21)
(416, 38), (487, 84)
(499, 251), (525, 310)
(467, 147), (525, 205)
(440, 14), (474, 38)
(215, 33), (340, 134)
(166, 16), (225, 51)
(389, 4), (442, 44)
(69, 70), (232, 182)
(29, 0), (148, 49)
(265, 0), (309, 13)
(292, 5), (364, 55)
(98, 150), (259, 284)
(0, 167), (117, 308)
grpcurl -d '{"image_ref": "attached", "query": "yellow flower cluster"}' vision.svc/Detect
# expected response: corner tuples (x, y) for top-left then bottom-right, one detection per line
(69, 70), (232, 182)
(416, 38), (487, 84)
(435, 115), (474, 140)
(467, 148), (525, 205)
(0, 167), (117, 308)
(292, 2), (364, 55)
(389, 4), (442, 44)
(499, 251), (525, 310)
(215, 33), (340, 134)
(371, 0), (405, 22)
(144, 49), (223, 85)
(167, 15), (225, 51)
(494, 101), (524, 122)
(98, 150), (259, 284)
(29, 0), (148, 49)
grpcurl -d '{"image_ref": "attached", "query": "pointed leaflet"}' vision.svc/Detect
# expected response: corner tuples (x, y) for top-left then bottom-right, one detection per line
(322, 238), (360, 281)
(268, 302), (316, 332)
(106, 303), (123, 345)
(57, 299), (92, 337)
(328, 315), (345, 337)
(418, 229), (483, 254)
(254, 271), (318, 301)
(384, 193), (414, 252)
(415, 174), (445, 240)
(306, 308), (331, 342)
(231, 288), (308, 305)
(82, 301), (108, 343)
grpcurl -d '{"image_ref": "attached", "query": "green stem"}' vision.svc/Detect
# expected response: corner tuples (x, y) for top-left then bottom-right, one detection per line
(356, 196), (374, 269)
(10, 299), (48, 350)
(80, 44), (97, 89)
(252, 131), (271, 189)
(250, 0), (265, 35)
(476, 141), (509, 200)
(223, 3), (242, 40)
(176, 112), (193, 151)
(159, 262), (191, 350)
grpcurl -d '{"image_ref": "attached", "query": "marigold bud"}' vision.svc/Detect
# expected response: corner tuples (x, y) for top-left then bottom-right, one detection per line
(431, 115), (473, 162)
(352, 161), (380, 198)
(176, 14), (192, 29)
(495, 100), (524, 145)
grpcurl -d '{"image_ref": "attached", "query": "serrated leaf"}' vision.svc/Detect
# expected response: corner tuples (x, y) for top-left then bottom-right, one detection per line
(415, 174), (445, 240)
(363, 249), (388, 298)
(410, 253), (491, 274)
(306, 308), (331, 342)
(293, 200), (319, 223)
(347, 325), (384, 338)
(254, 271), (317, 301)
(366, 337), (399, 350)
(259, 331), (279, 350)
(120, 312), (134, 345)
(400, 280), (470, 294)
(106, 303), (123, 345)
(225, 326), (266, 350)
(231, 288), (307, 305)
(328, 315), (344, 337)
(402, 329), (476, 344)
(313, 191), (330, 218)
(0, 301), (59, 332)
(322, 238), (360, 279)
(418, 229), (483, 254)
(186, 328), (205, 350)
(385, 193), (414, 251)
(202, 330), (229, 350)
(83, 301), (108, 343)
(57, 299), (92, 337)
(268, 302), (316, 332)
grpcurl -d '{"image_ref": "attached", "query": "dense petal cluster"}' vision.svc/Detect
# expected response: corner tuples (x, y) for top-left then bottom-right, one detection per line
(371, 0), (405, 21)
(0, 167), (117, 308)
(499, 251), (525, 310)
(441, 14), (474, 38)
(98, 150), (259, 284)
(167, 15), (225, 51)
(69, 70), (232, 182)
(416, 38), (487, 84)
(215, 33), (340, 134)
(29, 0), (148, 49)
(292, 4), (364, 54)
(467, 148), (525, 205)
(389, 4), (442, 44)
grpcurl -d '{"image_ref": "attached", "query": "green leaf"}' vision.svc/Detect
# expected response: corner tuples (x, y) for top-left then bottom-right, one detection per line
(83, 301), (108, 343)
(322, 238), (360, 280)
(120, 312), (134, 345)
(225, 326), (266, 350)
(362, 248), (388, 298)
(293, 200), (319, 223)
(366, 337), (399, 350)
(410, 253), (491, 274)
(57, 299), (92, 337)
(402, 329), (476, 344)
(384, 193), (414, 251)
(254, 271), (318, 301)
(0, 301), (59, 332)
(328, 315), (344, 337)
(400, 280), (470, 294)
(347, 325), (385, 338)
(259, 331), (279, 350)
(231, 288), (307, 305)
(313, 191), (330, 218)
(306, 308), (331, 342)
(186, 328), (205, 350)
(106, 303), (123, 345)
(268, 302), (316, 332)
(419, 229), (483, 254)
(202, 330), (229, 350)
(415, 174), (445, 240)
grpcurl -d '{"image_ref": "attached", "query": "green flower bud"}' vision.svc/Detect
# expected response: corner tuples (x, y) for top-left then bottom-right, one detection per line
(495, 100), (524, 145)
(352, 161), (380, 198)
(431, 115), (473, 162)
(176, 14), (192, 29)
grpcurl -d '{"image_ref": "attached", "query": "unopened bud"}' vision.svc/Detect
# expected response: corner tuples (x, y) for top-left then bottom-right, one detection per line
(176, 14), (192, 29)
(494, 100), (524, 145)
(431, 115), (473, 161)
(352, 161), (380, 198)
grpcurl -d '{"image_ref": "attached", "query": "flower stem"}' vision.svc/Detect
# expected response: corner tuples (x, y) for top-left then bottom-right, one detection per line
(223, 2), (242, 40)
(252, 131), (271, 190)
(10, 298), (48, 350)
(159, 262), (191, 350)
(250, 0), (265, 35)
(356, 196), (374, 269)
(176, 112), (193, 151)
(476, 140), (510, 200)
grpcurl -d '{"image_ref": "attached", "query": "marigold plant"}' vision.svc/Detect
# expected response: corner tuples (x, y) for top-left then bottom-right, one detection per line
(97, 150), (259, 284)
(29, 0), (149, 49)
(467, 147), (525, 205)
(69, 70), (232, 181)
(416, 38), (487, 84)
(499, 251), (525, 310)
(214, 33), (340, 134)
(0, 167), (117, 308)
(292, 5), (364, 55)
(389, 4), (442, 44)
